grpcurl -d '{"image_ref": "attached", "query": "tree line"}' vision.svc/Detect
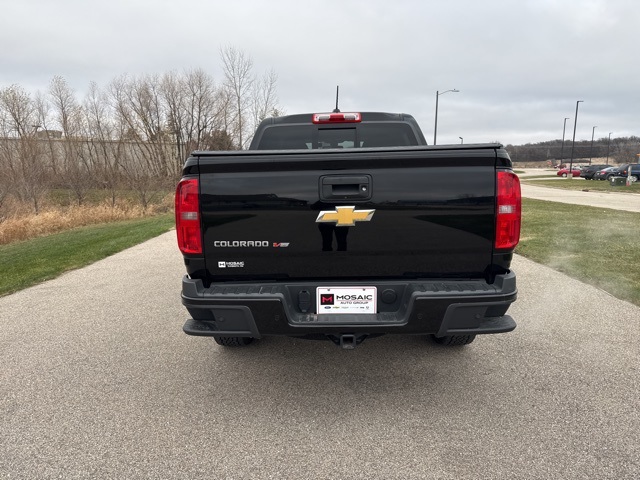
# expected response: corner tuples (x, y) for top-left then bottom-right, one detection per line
(0, 46), (281, 215)
(505, 136), (640, 165)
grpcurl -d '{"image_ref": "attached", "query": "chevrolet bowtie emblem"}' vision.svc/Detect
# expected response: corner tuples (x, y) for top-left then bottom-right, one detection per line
(316, 206), (375, 227)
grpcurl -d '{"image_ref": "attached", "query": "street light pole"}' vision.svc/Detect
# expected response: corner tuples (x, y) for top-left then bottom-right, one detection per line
(568, 100), (583, 179)
(433, 89), (459, 145)
(589, 126), (597, 164)
(560, 117), (570, 167)
(606, 132), (613, 165)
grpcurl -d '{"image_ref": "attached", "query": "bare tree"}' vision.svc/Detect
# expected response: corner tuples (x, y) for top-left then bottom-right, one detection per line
(221, 46), (254, 149)
(49, 76), (78, 137)
(251, 68), (280, 129)
(0, 85), (36, 137)
(162, 69), (223, 169)
(215, 87), (236, 148)
(0, 177), (8, 221)
(0, 100), (15, 218)
(32, 91), (62, 177)
(183, 69), (219, 153)
(0, 121), (10, 219)
(0, 85), (49, 213)
(83, 81), (122, 206)
(161, 71), (188, 174)
(0, 54), (281, 216)
(613, 139), (640, 164)
(111, 74), (175, 178)
(49, 76), (92, 205)
(203, 129), (236, 150)
(119, 140), (163, 212)
(17, 132), (49, 213)
(108, 75), (173, 210)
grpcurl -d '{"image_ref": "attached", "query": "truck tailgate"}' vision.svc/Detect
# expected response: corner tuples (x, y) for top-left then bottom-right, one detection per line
(198, 147), (498, 281)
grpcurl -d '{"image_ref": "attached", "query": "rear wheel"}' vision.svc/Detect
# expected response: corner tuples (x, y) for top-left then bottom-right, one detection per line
(214, 336), (255, 347)
(561, 173), (568, 178)
(430, 334), (476, 346)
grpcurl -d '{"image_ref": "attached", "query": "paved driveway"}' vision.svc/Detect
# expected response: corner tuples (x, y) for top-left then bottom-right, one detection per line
(521, 183), (640, 212)
(1, 232), (638, 479)
(517, 168), (640, 211)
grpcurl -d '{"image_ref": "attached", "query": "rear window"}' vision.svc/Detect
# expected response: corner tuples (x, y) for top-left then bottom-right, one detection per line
(257, 126), (314, 150)
(256, 123), (419, 150)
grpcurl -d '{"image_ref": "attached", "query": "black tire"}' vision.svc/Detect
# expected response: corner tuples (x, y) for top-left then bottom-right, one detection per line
(430, 334), (476, 346)
(631, 175), (638, 182)
(214, 336), (254, 347)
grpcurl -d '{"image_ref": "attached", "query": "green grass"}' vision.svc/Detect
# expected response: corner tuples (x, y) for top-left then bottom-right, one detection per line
(522, 178), (640, 193)
(0, 214), (173, 296)
(518, 198), (640, 306)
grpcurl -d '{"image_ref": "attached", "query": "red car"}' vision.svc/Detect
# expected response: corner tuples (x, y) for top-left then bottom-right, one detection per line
(557, 168), (582, 178)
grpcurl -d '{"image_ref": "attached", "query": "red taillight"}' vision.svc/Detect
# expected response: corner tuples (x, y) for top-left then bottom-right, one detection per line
(495, 171), (521, 250)
(175, 178), (202, 255)
(312, 112), (362, 124)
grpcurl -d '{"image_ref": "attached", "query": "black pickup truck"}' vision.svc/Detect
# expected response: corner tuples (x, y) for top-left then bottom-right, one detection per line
(175, 111), (521, 349)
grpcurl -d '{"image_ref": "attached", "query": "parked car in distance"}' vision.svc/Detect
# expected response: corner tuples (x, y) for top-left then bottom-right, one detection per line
(580, 164), (609, 180)
(593, 166), (618, 180)
(612, 163), (640, 182)
(557, 168), (582, 178)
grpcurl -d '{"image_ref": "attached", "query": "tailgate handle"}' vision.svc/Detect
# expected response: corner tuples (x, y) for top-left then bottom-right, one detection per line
(320, 175), (372, 200)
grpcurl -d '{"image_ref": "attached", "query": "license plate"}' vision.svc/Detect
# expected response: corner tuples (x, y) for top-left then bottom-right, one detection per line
(316, 287), (377, 314)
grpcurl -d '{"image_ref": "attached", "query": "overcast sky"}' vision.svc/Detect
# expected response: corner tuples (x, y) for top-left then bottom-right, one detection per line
(1, 0), (638, 145)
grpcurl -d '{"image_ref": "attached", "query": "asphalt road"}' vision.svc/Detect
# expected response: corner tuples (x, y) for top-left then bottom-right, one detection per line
(1, 229), (639, 479)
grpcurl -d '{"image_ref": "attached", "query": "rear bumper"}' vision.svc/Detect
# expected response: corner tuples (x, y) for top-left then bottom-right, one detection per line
(181, 272), (517, 338)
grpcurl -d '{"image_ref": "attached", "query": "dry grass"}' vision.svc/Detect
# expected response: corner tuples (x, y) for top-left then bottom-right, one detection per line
(0, 194), (173, 245)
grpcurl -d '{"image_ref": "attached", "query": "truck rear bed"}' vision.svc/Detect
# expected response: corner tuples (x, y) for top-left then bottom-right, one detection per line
(196, 145), (507, 281)
(178, 143), (518, 346)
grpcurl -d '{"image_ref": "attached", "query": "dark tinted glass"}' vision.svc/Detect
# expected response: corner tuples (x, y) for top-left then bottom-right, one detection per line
(257, 125), (314, 149)
(357, 124), (419, 148)
(318, 128), (355, 148)
(257, 123), (418, 150)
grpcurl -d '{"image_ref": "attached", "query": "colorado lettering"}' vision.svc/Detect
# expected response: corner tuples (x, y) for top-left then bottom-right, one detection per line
(214, 241), (270, 247)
